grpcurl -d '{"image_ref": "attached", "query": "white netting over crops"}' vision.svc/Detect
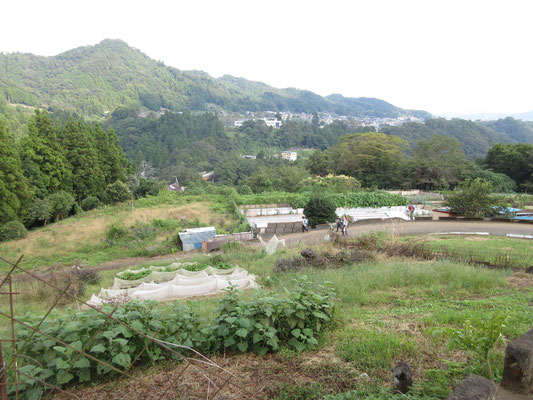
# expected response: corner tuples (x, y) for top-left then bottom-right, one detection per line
(88, 266), (258, 306)
(112, 262), (242, 289)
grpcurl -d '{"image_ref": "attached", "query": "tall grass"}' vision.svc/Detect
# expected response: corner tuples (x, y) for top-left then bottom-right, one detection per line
(270, 259), (508, 306)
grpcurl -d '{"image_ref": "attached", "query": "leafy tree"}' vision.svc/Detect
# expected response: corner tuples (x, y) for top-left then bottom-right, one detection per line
(328, 132), (409, 188)
(303, 195), (337, 228)
(132, 178), (165, 199)
(0, 119), (31, 224)
(410, 135), (469, 190)
(238, 184), (253, 195)
(104, 180), (131, 203)
(484, 143), (533, 192)
(47, 191), (75, 221)
(444, 179), (494, 217)
(305, 150), (331, 176)
(243, 173), (273, 193)
(25, 198), (53, 226)
(463, 164), (517, 193)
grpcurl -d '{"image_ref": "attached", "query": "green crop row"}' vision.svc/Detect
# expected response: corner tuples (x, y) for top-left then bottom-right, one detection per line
(116, 262), (234, 280)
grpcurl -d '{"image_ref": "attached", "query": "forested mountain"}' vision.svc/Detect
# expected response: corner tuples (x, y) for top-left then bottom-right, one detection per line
(381, 118), (533, 158)
(0, 39), (429, 119)
(482, 117), (533, 143)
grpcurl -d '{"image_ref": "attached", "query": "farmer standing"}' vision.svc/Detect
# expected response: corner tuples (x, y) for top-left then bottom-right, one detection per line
(302, 216), (309, 233)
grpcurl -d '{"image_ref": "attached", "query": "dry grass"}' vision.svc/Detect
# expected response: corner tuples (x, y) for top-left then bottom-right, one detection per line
(0, 202), (215, 268)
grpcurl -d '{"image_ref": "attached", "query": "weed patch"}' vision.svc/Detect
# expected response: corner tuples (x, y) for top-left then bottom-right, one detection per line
(336, 328), (417, 371)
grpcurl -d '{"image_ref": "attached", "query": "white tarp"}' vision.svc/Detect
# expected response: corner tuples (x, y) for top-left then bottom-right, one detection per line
(88, 267), (258, 306)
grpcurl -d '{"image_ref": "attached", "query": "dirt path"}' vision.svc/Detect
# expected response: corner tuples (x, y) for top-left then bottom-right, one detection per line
(274, 219), (533, 249)
(86, 220), (531, 274)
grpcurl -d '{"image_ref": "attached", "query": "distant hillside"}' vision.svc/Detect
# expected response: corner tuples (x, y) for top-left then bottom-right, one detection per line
(0, 39), (430, 119)
(381, 118), (533, 158)
(460, 110), (533, 122)
(482, 117), (533, 143)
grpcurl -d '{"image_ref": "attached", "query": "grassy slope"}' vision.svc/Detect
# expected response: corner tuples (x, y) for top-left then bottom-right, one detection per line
(0, 199), (235, 271)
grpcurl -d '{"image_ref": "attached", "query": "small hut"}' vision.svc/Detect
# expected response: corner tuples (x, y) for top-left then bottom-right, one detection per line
(178, 227), (216, 252)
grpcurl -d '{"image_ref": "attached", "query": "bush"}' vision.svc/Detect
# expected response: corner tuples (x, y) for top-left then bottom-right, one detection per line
(104, 180), (131, 204)
(238, 184), (253, 195)
(445, 179), (494, 217)
(132, 178), (165, 199)
(0, 220), (27, 241)
(303, 195), (337, 227)
(81, 195), (100, 211)
(24, 198), (52, 226)
(105, 222), (128, 241)
(299, 174), (361, 193)
(46, 191), (75, 221)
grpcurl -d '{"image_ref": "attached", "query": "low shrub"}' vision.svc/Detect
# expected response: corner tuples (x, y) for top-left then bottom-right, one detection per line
(81, 195), (100, 211)
(0, 220), (27, 241)
(105, 222), (128, 241)
(104, 180), (131, 204)
(72, 267), (102, 296)
(275, 248), (374, 273)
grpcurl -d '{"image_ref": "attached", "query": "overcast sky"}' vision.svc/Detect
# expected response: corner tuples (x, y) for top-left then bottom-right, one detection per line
(2, 0), (532, 116)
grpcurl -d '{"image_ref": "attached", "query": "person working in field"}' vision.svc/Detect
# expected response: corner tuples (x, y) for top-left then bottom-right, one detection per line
(302, 216), (309, 233)
(408, 204), (415, 220)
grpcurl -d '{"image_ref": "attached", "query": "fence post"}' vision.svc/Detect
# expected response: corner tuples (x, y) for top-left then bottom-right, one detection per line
(0, 340), (8, 400)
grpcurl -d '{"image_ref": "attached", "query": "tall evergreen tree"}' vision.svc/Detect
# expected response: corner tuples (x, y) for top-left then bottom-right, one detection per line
(20, 111), (72, 198)
(0, 119), (31, 223)
(62, 119), (105, 201)
(92, 124), (131, 185)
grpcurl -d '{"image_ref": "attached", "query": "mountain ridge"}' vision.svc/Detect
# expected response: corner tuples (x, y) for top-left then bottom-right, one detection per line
(0, 39), (430, 119)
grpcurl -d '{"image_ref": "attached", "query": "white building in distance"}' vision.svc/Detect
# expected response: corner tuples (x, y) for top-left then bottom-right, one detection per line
(234, 118), (282, 128)
(281, 151), (297, 161)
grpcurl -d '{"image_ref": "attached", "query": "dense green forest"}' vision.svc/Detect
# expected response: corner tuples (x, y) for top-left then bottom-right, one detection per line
(0, 111), (134, 230)
(381, 117), (533, 158)
(0, 39), (429, 120)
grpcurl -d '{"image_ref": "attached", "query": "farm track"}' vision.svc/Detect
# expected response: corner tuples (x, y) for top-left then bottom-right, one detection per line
(281, 219), (533, 242)
(14, 219), (530, 277)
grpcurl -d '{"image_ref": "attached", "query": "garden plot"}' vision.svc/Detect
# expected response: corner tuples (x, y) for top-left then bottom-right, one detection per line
(88, 264), (258, 305)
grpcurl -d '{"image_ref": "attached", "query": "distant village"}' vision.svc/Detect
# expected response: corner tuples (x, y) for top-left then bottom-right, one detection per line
(229, 111), (424, 131)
